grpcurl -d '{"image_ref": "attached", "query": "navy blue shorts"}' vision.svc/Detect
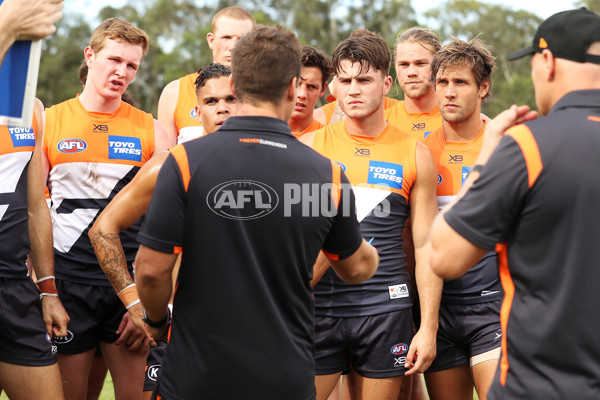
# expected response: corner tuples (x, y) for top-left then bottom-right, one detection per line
(428, 300), (501, 372)
(55, 279), (125, 354)
(0, 278), (57, 366)
(315, 309), (414, 378)
(144, 339), (168, 392)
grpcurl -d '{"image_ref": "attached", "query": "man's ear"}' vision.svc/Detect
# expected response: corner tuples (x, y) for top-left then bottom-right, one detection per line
(287, 76), (298, 102)
(229, 75), (237, 98)
(383, 74), (393, 96)
(541, 49), (556, 81)
(84, 46), (94, 69)
(207, 32), (215, 49)
(194, 105), (202, 122)
(319, 82), (328, 98)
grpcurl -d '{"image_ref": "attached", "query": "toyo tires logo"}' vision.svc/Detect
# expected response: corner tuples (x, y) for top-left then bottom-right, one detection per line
(207, 180), (278, 220)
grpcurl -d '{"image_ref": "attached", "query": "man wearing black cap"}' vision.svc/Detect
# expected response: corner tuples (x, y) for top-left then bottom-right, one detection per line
(428, 8), (600, 400)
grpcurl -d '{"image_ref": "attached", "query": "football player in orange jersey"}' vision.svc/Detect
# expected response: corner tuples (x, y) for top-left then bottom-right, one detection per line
(157, 6), (254, 143)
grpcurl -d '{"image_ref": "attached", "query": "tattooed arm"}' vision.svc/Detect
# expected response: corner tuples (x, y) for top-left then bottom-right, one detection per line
(89, 151), (169, 349)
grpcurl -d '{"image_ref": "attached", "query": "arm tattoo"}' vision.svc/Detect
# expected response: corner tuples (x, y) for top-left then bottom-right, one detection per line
(91, 232), (133, 292)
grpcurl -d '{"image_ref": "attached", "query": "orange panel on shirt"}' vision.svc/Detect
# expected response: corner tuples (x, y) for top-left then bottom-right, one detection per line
(385, 101), (442, 142)
(292, 119), (323, 138)
(43, 98), (154, 168)
(174, 73), (204, 143)
(423, 122), (486, 207)
(312, 121), (417, 201)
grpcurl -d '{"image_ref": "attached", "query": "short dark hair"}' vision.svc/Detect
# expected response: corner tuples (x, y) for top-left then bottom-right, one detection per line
(431, 37), (496, 100)
(231, 25), (301, 104)
(194, 63), (232, 95)
(300, 46), (332, 88)
(332, 33), (391, 77)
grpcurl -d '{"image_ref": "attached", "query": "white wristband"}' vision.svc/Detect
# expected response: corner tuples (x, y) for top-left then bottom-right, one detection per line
(126, 298), (141, 310)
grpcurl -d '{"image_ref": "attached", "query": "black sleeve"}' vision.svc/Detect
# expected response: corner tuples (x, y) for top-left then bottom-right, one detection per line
(137, 153), (186, 253)
(322, 171), (363, 260)
(445, 135), (530, 250)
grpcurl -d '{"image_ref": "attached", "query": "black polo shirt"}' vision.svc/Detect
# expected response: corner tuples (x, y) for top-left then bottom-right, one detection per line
(445, 90), (600, 399)
(138, 116), (363, 400)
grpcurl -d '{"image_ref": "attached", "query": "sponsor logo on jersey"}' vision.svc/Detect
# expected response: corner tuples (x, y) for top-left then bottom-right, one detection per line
(437, 174), (443, 185)
(354, 147), (370, 157)
(423, 131), (432, 138)
(207, 180), (279, 220)
(449, 154), (463, 164)
(412, 122), (425, 131)
(108, 135), (142, 162)
(8, 126), (35, 147)
(190, 108), (198, 119)
(58, 138), (87, 153)
(147, 364), (161, 381)
(462, 166), (471, 185)
(93, 123), (109, 133)
(54, 330), (75, 344)
(391, 343), (408, 355)
(335, 161), (347, 172)
(388, 283), (409, 299)
(368, 161), (403, 190)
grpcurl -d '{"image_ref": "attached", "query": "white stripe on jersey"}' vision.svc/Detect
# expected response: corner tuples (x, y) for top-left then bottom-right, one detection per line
(49, 162), (135, 253)
(0, 152), (31, 221)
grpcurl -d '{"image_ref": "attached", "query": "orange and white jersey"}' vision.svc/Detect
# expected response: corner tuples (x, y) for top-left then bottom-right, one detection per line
(312, 121), (418, 317)
(0, 119), (37, 277)
(43, 98), (155, 285)
(423, 121), (486, 210)
(385, 100), (442, 142)
(292, 119), (323, 139)
(174, 73), (203, 143)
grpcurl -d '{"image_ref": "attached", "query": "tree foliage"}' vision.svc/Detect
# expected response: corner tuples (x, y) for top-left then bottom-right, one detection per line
(37, 0), (555, 118)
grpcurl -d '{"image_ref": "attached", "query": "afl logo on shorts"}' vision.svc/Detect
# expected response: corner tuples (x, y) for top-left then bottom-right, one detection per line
(390, 343), (408, 355)
(207, 180), (279, 220)
(53, 330), (75, 344)
(58, 138), (87, 153)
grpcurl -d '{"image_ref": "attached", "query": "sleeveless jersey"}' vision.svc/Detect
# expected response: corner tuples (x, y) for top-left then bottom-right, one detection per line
(0, 119), (37, 278)
(424, 122), (501, 304)
(174, 73), (203, 143)
(385, 101), (442, 142)
(292, 118), (323, 138)
(43, 98), (155, 286)
(318, 97), (401, 124)
(312, 121), (417, 317)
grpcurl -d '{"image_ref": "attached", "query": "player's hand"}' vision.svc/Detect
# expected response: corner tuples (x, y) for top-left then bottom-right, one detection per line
(404, 326), (437, 375)
(127, 302), (158, 347)
(115, 310), (152, 352)
(478, 104), (539, 164)
(0, 0), (64, 42)
(40, 295), (70, 338)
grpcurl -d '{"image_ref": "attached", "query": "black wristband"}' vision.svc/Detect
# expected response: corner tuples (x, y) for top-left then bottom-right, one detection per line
(142, 307), (171, 328)
(467, 164), (484, 178)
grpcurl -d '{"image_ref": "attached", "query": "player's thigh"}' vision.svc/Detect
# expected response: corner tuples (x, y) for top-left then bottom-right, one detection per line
(0, 361), (64, 400)
(58, 349), (96, 400)
(317, 372), (344, 400)
(471, 353), (500, 400)
(425, 364), (474, 400)
(352, 371), (403, 400)
(100, 340), (148, 400)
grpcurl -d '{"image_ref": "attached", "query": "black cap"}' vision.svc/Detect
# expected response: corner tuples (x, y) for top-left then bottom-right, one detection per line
(508, 8), (600, 64)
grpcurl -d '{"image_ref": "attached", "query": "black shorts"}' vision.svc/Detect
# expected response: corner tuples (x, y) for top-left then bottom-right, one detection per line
(144, 339), (168, 392)
(428, 300), (501, 372)
(55, 279), (126, 354)
(0, 278), (57, 366)
(315, 309), (414, 379)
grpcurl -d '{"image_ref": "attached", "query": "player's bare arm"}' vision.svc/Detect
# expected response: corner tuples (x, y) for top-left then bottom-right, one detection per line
(89, 152), (169, 347)
(404, 142), (441, 375)
(134, 245), (178, 339)
(28, 99), (70, 338)
(157, 79), (180, 143)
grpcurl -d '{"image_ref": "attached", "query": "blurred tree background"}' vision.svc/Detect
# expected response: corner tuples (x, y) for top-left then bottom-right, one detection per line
(37, 0), (597, 118)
